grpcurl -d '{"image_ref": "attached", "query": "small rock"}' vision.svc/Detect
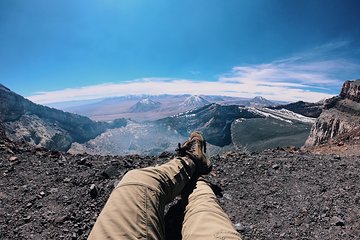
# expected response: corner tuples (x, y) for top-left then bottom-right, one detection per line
(9, 156), (18, 161)
(102, 166), (119, 179)
(72, 232), (77, 239)
(331, 216), (345, 226)
(49, 188), (59, 194)
(39, 191), (45, 196)
(334, 155), (341, 160)
(223, 193), (233, 200)
(63, 178), (71, 183)
(35, 203), (43, 209)
(234, 222), (245, 232)
(54, 215), (68, 224)
(89, 184), (98, 199)
(272, 164), (280, 170)
(26, 203), (33, 208)
(78, 157), (87, 165)
(77, 228), (83, 235)
(50, 150), (61, 158)
(294, 218), (302, 226)
(113, 180), (120, 188)
(23, 215), (31, 223)
(158, 151), (171, 158)
(6, 148), (14, 154)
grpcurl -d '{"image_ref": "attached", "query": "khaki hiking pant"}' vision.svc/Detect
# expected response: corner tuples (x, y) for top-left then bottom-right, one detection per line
(88, 157), (241, 240)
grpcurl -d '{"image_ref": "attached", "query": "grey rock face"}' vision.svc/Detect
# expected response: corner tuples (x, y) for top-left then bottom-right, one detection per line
(305, 80), (360, 146)
(340, 80), (360, 103)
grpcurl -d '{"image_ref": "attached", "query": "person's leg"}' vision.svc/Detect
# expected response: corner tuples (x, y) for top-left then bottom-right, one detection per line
(182, 179), (242, 240)
(88, 157), (195, 240)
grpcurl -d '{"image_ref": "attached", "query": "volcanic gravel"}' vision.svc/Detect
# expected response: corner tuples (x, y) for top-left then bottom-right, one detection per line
(1, 137), (360, 239)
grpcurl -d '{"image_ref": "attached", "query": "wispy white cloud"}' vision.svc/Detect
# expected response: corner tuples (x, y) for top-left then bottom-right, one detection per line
(26, 76), (334, 104)
(27, 41), (360, 104)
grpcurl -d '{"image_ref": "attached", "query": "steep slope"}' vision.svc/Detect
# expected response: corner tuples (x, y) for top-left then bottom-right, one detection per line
(68, 121), (186, 156)
(270, 101), (323, 118)
(158, 104), (314, 150)
(157, 104), (262, 147)
(305, 80), (360, 147)
(231, 108), (315, 151)
(0, 84), (126, 151)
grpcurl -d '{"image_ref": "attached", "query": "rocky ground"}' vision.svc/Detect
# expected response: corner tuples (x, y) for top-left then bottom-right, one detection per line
(304, 128), (360, 157)
(1, 132), (360, 239)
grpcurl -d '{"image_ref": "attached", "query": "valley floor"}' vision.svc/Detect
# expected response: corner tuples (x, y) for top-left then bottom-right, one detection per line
(0, 138), (359, 239)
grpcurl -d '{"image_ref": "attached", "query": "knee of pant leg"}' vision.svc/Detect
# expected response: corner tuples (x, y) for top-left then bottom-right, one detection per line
(118, 169), (144, 184)
(117, 167), (162, 189)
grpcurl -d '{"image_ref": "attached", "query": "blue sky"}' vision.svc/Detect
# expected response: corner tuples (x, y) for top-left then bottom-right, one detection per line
(1, 0), (360, 103)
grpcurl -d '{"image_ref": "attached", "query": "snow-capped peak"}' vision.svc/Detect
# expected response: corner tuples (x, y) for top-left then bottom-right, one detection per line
(139, 98), (153, 104)
(253, 96), (267, 101)
(181, 95), (210, 109)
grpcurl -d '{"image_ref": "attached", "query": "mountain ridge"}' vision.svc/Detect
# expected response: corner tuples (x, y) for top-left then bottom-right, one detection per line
(0, 84), (126, 151)
(57, 94), (281, 121)
(270, 101), (323, 118)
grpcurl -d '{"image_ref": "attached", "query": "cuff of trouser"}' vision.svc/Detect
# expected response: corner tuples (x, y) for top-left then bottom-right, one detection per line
(179, 156), (196, 177)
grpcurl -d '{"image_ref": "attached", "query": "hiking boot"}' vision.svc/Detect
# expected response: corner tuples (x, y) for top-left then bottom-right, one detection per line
(176, 131), (212, 175)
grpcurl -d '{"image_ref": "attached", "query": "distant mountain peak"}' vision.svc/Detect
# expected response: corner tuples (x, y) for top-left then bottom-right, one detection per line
(129, 98), (161, 113)
(139, 98), (154, 104)
(253, 96), (267, 101)
(252, 96), (270, 102)
(249, 96), (274, 107)
(181, 95), (210, 109)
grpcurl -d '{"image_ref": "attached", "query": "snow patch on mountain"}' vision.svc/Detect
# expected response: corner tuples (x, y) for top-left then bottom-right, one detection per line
(247, 107), (316, 124)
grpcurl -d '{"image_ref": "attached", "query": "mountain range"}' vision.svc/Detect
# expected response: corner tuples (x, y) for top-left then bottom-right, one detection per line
(55, 94), (281, 122)
(69, 103), (315, 156)
(5, 80), (359, 156)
